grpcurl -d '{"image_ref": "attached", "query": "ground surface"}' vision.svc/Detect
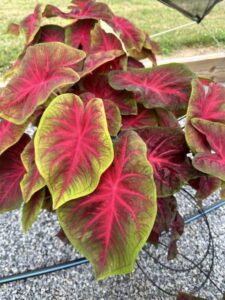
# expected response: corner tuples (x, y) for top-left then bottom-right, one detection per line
(0, 0), (225, 76)
(0, 189), (225, 299)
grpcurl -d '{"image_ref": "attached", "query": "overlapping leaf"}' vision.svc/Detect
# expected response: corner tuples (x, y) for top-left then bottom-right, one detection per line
(36, 25), (65, 43)
(0, 118), (28, 155)
(186, 80), (225, 153)
(0, 42), (85, 124)
(79, 49), (124, 78)
(90, 23), (123, 52)
(109, 16), (145, 51)
(192, 118), (225, 181)
(20, 139), (45, 203)
(35, 93), (113, 209)
(65, 20), (96, 51)
(21, 188), (45, 232)
(121, 106), (179, 130)
(109, 63), (194, 111)
(137, 127), (195, 196)
(57, 131), (157, 279)
(43, 1), (113, 21)
(148, 196), (184, 260)
(21, 4), (42, 44)
(189, 175), (221, 201)
(0, 134), (30, 213)
(80, 93), (121, 136)
(122, 105), (158, 130)
(81, 74), (137, 114)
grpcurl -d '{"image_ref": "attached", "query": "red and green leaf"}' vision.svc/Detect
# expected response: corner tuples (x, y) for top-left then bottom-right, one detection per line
(109, 16), (145, 51)
(20, 139), (45, 203)
(21, 188), (45, 232)
(35, 93), (114, 209)
(65, 20), (96, 51)
(20, 4), (42, 45)
(186, 80), (225, 153)
(36, 25), (65, 43)
(79, 49), (124, 78)
(137, 127), (195, 196)
(0, 118), (28, 155)
(90, 23), (123, 52)
(57, 131), (157, 279)
(189, 175), (221, 201)
(121, 106), (179, 130)
(0, 134), (30, 213)
(192, 118), (225, 181)
(43, 1), (113, 21)
(80, 93), (121, 136)
(81, 74), (137, 114)
(0, 42), (85, 124)
(122, 105), (158, 130)
(109, 63), (194, 111)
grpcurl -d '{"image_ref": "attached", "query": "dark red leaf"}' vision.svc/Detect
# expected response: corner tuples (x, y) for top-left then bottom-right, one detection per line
(65, 19), (96, 51)
(0, 134), (30, 213)
(137, 127), (196, 196)
(189, 175), (221, 201)
(36, 25), (65, 43)
(81, 74), (137, 114)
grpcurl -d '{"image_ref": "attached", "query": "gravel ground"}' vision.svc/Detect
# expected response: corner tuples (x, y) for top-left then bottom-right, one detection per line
(0, 188), (225, 300)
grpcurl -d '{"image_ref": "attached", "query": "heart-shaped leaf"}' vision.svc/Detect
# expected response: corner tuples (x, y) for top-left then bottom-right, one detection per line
(35, 93), (113, 209)
(0, 42), (85, 124)
(21, 188), (45, 232)
(186, 80), (225, 153)
(109, 63), (194, 111)
(57, 131), (157, 279)
(137, 127), (195, 196)
(192, 118), (225, 181)
(0, 118), (28, 155)
(0, 134), (30, 213)
(20, 139), (45, 203)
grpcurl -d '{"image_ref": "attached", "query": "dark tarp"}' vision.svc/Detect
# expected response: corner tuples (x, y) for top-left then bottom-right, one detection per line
(157, 0), (223, 23)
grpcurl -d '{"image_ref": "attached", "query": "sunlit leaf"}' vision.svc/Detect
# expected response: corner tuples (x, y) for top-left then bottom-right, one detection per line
(58, 131), (157, 279)
(35, 93), (113, 209)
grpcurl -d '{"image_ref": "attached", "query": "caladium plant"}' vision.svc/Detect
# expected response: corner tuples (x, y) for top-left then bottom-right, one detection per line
(1, 0), (225, 281)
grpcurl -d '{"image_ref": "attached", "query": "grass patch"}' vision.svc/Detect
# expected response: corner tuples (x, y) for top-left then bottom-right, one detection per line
(0, 0), (225, 76)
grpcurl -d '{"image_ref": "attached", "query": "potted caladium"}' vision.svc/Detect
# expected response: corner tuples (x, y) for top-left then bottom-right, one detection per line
(0, 0), (224, 280)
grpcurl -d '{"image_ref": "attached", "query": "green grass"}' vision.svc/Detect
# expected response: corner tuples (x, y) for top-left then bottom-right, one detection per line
(1, 0), (225, 76)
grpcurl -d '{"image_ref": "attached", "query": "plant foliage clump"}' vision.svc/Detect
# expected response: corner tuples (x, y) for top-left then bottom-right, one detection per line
(1, 0), (224, 280)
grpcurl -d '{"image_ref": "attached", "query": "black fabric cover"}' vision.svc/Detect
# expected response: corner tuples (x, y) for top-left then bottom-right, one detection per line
(158, 0), (223, 23)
